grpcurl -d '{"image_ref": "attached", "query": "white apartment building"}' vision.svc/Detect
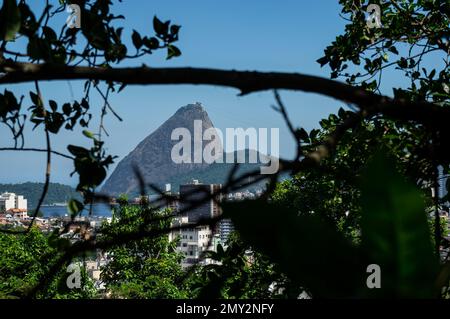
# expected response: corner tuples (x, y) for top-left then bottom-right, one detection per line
(218, 218), (235, 244)
(169, 216), (216, 269)
(0, 192), (27, 212)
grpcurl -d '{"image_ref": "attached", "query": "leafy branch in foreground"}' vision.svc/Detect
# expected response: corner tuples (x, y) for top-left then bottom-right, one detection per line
(226, 152), (440, 298)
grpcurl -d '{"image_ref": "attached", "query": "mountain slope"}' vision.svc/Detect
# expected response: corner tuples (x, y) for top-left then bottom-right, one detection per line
(159, 149), (272, 193)
(102, 103), (216, 195)
(101, 103), (273, 196)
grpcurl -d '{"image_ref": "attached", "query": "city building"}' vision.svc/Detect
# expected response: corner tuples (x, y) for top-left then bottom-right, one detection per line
(169, 180), (256, 266)
(218, 218), (235, 244)
(179, 180), (222, 223)
(169, 216), (216, 269)
(69, 255), (107, 291)
(9, 209), (28, 219)
(166, 195), (179, 212)
(438, 165), (448, 201)
(0, 192), (27, 213)
(148, 184), (180, 212)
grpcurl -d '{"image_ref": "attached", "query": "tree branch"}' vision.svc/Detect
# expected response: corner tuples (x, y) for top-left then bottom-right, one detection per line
(0, 147), (73, 160)
(0, 61), (447, 128)
(1, 81), (53, 235)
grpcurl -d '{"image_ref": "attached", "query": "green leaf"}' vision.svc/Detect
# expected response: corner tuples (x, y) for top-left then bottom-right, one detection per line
(360, 151), (439, 298)
(49, 100), (57, 112)
(143, 36), (159, 50)
(217, 243), (224, 257)
(82, 130), (95, 139)
(296, 128), (309, 141)
(67, 198), (84, 218)
(0, 0), (21, 41)
(42, 26), (57, 42)
(80, 98), (89, 110)
(3, 89), (19, 112)
(62, 103), (72, 116)
(397, 57), (408, 68)
(170, 25), (181, 35)
(118, 83), (127, 93)
(82, 12), (110, 50)
(166, 44), (181, 60)
(222, 199), (365, 298)
(67, 144), (89, 157)
(29, 91), (41, 106)
(428, 69), (436, 80)
(131, 30), (142, 49)
(27, 37), (51, 61)
(388, 46), (399, 55)
(48, 233), (71, 251)
(316, 56), (328, 67)
(153, 16), (168, 36)
(46, 112), (65, 134)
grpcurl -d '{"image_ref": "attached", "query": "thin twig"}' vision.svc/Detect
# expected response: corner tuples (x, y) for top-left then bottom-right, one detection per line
(1, 81), (52, 235)
(273, 90), (301, 160)
(0, 147), (73, 160)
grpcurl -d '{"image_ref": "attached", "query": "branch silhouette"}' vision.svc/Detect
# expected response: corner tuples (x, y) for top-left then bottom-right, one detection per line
(0, 61), (448, 129)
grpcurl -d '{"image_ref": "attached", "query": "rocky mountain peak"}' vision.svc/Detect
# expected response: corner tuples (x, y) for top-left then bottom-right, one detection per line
(101, 102), (270, 197)
(175, 102), (206, 115)
(101, 103), (217, 196)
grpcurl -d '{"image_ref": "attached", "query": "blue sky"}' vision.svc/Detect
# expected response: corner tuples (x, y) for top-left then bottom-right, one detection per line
(0, 0), (434, 186)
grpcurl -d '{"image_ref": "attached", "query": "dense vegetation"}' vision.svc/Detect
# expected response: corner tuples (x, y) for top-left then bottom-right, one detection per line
(99, 200), (188, 298)
(0, 201), (289, 299)
(0, 227), (95, 299)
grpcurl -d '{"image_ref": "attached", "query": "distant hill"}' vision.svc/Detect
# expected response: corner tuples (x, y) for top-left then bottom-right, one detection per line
(101, 103), (276, 196)
(0, 182), (81, 209)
